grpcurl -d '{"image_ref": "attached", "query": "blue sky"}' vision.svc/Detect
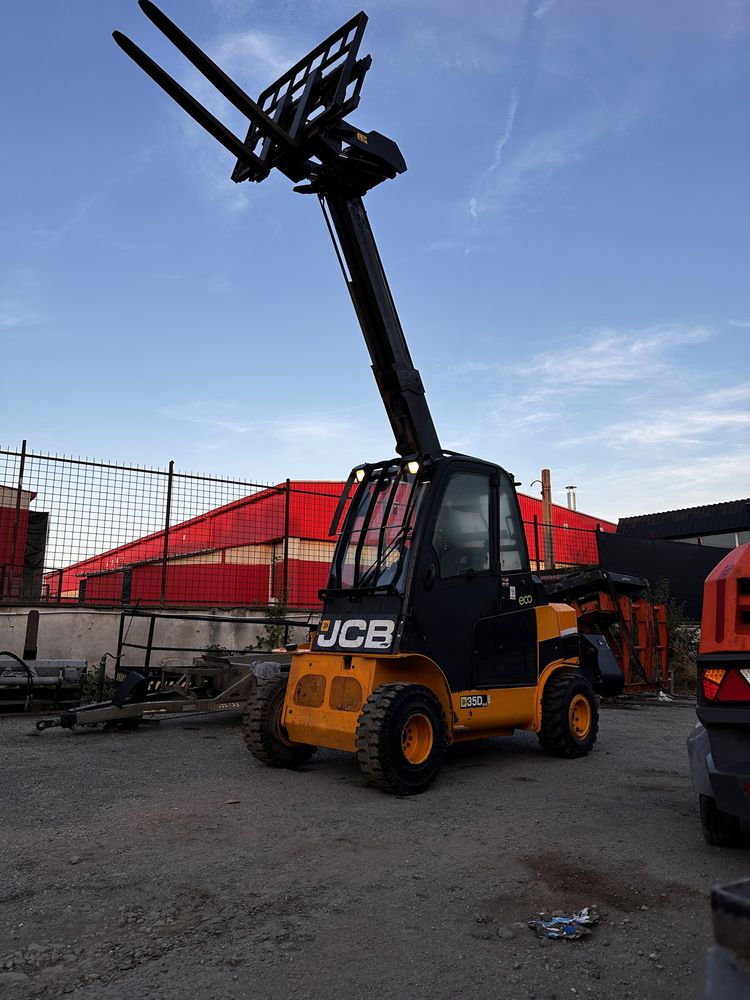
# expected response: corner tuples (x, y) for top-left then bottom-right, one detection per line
(1, 0), (748, 522)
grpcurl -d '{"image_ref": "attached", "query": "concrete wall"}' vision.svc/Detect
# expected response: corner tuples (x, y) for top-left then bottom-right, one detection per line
(0, 607), (314, 674)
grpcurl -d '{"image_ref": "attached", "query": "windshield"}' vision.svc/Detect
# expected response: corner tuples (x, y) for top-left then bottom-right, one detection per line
(328, 463), (427, 592)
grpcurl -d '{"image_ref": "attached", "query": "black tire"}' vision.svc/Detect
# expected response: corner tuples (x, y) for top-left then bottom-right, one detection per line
(699, 794), (743, 847)
(242, 675), (316, 768)
(356, 683), (447, 796)
(538, 668), (598, 758)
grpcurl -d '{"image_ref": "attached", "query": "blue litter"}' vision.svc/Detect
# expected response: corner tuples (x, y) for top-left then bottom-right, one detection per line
(528, 906), (600, 940)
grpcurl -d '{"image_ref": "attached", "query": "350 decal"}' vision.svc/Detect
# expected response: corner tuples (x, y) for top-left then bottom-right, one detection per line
(459, 694), (491, 709)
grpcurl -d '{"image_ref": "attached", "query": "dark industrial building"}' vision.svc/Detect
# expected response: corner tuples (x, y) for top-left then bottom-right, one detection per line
(618, 498), (750, 549)
(610, 498), (750, 619)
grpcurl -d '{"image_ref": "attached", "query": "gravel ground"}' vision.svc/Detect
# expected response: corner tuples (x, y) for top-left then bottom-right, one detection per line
(1, 701), (747, 1000)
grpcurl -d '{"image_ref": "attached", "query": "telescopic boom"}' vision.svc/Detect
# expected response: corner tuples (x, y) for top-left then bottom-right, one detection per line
(114, 2), (441, 458)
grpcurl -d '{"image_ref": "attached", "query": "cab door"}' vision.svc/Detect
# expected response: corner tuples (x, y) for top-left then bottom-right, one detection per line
(410, 466), (498, 691)
(473, 469), (538, 688)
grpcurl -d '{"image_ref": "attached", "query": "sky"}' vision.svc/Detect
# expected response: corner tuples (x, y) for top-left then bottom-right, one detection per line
(1, 0), (749, 522)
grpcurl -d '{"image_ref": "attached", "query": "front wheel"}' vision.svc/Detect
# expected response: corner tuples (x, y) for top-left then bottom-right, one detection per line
(699, 794), (743, 847)
(538, 668), (598, 758)
(356, 683), (447, 796)
(242, 675), (316, 768)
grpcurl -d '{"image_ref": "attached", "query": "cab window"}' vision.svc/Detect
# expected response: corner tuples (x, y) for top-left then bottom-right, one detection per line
(498, 471), (526, 572)
(432, 473), (490, 578)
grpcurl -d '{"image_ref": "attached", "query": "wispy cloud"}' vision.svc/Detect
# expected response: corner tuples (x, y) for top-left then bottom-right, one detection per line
(0, 270), (47, 331)
(211, 30), (293, 80)
(518, 324), (714, 388)
(207, 275), (233, 295)
(533, 0), (556, 20)
(437, 324), (714, 388)
(31, 151), (153, 247)
(159, 400), (353, 444)
(169, 28), (296, 214)
(470, 88), (520, 219)
(574, 381), (750, 449)
(597, 449), (750, 520)
(0, 302), (46, 330)
(728, 318), (750, 328)
(427, 322), (730, 488)
(468, 108), (638, 220)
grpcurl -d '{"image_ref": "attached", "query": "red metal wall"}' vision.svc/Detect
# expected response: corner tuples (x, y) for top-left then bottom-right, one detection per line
(45, 482), (614, 607)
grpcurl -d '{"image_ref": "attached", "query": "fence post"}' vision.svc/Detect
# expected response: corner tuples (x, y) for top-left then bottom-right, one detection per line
(282, 479), (291, 646)
(115, 611), (126, 673)
(5, 439), (28, 600)
(143, 614), (156, 684)
(282, 479), (291, 603)
(96, 654), (107, 702)
(160, 460), (174, 608)
(532, 515), (540, 572)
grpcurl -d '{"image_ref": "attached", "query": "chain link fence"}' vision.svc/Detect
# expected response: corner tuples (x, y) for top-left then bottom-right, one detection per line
(1, 442), (604, 610)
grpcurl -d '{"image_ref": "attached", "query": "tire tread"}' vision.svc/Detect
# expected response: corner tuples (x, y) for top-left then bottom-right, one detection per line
(242, 674), (315, 768)
(699, 793), (743, 847)
(355, 683), (446, 795)
(538, 668), (598, 758)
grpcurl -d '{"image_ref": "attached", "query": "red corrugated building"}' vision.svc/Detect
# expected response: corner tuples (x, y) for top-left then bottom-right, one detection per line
(44, 482), (614, 608)
(0, 485), (37, 599)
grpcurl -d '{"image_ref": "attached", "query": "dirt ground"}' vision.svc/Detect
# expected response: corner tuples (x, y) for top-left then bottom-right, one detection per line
(2, 701), (748, 1000)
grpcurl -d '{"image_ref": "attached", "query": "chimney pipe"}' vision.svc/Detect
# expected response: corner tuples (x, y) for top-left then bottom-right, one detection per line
(541, 469), (555, 570)
(566, 485), (577, 511)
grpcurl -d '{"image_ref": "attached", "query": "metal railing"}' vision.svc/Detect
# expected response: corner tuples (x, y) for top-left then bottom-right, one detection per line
(1, 442), (606, 610)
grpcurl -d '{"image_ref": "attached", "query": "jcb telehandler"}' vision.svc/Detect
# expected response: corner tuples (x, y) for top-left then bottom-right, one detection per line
(115, 3), (623, 794)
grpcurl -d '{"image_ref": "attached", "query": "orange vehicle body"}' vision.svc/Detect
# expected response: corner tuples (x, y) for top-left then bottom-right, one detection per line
(699, 542), (750, 656)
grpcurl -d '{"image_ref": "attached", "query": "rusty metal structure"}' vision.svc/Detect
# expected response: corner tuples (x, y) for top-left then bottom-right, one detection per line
(546, 569), (668, 692)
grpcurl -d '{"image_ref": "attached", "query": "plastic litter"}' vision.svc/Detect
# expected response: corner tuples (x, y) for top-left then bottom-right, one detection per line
(528, 906), (600, 940)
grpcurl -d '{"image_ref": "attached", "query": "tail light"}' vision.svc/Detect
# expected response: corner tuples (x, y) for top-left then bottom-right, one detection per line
(702, 667), (750, 702)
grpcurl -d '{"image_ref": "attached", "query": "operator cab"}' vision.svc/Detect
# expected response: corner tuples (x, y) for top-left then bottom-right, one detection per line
(318, 454), (549, 691)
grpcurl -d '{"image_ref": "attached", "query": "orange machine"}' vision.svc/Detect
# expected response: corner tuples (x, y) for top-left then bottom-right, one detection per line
(699, 543), (750, 665)
(689, 543), (750, 845)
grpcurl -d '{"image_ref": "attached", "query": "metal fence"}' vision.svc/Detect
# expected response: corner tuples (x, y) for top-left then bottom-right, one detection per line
(0, 442), (602, 610)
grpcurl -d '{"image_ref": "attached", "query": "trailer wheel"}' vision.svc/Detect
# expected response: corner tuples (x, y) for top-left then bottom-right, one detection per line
(356, 683), (447, 796)
(242, 675), (316, 768)
(538, 669), (598, 758)
(699, 794), (743, 847)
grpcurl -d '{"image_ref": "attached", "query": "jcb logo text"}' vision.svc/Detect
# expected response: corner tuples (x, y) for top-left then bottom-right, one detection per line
(315, 618), (396, 651)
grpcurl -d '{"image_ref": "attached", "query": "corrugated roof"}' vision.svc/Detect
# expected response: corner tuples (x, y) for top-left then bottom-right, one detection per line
(617, 498), (750, 539)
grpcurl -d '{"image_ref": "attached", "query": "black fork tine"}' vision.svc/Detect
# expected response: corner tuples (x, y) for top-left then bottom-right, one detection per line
(137, 0), (296, 151)
(113, 30), (266, 175)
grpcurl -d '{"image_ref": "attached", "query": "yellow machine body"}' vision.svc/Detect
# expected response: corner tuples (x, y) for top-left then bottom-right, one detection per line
(283, 602), (579, 753)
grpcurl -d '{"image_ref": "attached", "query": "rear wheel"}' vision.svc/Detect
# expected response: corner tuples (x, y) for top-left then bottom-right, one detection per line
(699, 794), (743, 847)
(538, 668), (598, 758)
(242, 675), (316, 768)
(356, 683), (447, 795)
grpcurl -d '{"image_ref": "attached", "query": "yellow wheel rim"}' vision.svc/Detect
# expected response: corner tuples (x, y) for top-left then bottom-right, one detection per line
(401, 712), (433, 765)
(569, 694), (592, 740)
